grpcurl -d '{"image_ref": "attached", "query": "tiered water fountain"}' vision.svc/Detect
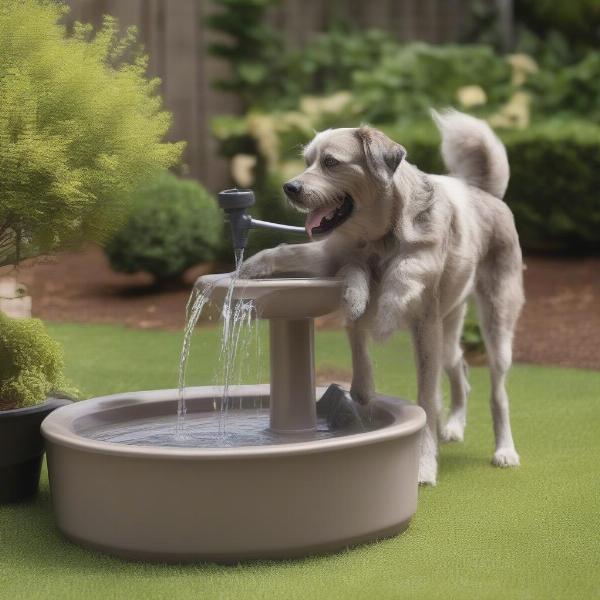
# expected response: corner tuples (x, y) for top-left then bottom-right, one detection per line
(42, 189), (425, 562)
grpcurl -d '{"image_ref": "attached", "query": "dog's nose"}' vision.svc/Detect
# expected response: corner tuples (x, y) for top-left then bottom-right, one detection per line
(283, 180), (302, 196)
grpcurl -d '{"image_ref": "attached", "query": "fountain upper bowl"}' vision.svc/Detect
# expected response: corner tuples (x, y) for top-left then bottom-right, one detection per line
(198, 273), (343, 319)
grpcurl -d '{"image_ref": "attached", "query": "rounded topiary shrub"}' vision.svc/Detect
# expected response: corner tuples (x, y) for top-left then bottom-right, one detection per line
(105, 172), (222, 285)
(0, 313), (71, 411)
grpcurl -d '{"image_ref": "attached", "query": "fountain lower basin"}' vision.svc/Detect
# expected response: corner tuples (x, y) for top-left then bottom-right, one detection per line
(42, 386), (424, 562)
(42, 275), (425, 562)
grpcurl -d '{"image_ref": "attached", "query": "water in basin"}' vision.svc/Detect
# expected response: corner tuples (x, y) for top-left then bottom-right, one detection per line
(79, 406), (384, 448)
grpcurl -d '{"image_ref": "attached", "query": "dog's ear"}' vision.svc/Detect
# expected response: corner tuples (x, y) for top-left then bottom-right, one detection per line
(355, 126), (406, 184)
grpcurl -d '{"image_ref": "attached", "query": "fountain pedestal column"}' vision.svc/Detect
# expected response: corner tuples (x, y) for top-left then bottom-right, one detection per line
(269, 318), (316, 433)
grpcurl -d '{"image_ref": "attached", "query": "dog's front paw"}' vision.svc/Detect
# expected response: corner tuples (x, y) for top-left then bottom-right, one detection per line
(418, 427), (438, 485)
(418, 453), (438, 486)
(342, 285), (368, 322)
(492, 447), (520, 467)
(238, 251), (274, 279)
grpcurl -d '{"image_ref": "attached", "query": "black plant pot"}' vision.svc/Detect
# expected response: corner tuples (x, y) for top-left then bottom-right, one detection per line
(0, 398), (72, 503)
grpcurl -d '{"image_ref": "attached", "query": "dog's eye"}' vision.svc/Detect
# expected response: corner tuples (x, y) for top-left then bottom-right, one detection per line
(322, 155), (340, 168)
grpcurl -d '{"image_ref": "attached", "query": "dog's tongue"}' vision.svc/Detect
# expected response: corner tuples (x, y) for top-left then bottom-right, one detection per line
(305, 206), (336, 237)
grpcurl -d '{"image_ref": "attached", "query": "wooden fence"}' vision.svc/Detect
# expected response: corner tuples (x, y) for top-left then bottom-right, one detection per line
(65, 0), (473, 191)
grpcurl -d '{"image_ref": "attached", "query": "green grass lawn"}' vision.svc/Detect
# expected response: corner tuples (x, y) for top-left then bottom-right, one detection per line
(1, 323), (599, 599)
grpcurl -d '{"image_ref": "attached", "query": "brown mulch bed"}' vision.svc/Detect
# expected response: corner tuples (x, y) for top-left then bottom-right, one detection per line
(515, 256), (600, 370)
(6, 246), (600, 370)
(10, 247), (218, 330)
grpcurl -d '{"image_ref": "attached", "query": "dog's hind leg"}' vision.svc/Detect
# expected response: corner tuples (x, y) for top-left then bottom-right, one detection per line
(411, 312), (443, 485)
(440, 302), (471, 443)
(475, 265), (524, 467)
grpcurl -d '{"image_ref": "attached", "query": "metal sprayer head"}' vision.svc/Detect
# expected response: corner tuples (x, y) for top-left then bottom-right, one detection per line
(218, 188), (306, 256)
(218, 188), (255, 252)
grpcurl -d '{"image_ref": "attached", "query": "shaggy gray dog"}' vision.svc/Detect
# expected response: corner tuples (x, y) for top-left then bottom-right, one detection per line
(240, 109), (524, 485)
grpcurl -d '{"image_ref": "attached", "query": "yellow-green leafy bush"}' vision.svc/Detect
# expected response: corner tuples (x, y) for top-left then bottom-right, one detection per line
(0, 313), (73, 410)
(0, 0), (183, 267)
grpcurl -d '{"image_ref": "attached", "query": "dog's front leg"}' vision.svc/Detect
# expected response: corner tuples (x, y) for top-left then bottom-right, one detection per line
(337, 263), (374, 404)
(411, 309), (443, 486)
(239, 240), (331, 278)
(346, 321), (375, 405)
(372, 257), (427, 340)
(337, 262), (370, 322)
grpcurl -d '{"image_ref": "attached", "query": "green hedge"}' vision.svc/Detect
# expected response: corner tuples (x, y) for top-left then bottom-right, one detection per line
(105, 172), (222, 284)
(218, 118), (600, 253)
(382, 120), (600, 252)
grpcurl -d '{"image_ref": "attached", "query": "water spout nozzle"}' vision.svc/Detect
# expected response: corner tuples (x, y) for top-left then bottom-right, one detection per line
(218, 189), (255, 252)
(218, 188), (306, 255)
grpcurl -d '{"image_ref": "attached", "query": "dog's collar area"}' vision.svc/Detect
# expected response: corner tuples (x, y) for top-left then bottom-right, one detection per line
(307, 194), (354, 237)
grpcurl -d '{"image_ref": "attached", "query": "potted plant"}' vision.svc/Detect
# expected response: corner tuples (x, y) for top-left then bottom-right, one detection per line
(0, 313), (75, 502)
(0, 0), (183, 500)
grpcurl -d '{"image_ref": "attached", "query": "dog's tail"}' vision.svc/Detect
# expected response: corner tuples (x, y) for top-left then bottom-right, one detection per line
(431, 108), (509, 199)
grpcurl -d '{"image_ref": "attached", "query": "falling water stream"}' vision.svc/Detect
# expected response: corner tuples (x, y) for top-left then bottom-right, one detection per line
(176, 249), (251, 438)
